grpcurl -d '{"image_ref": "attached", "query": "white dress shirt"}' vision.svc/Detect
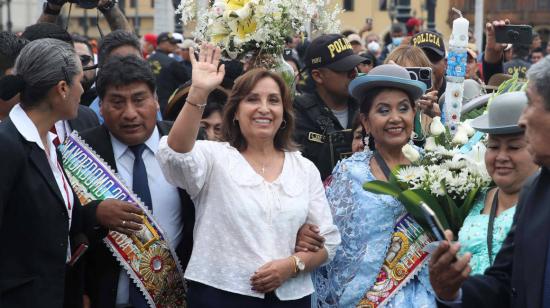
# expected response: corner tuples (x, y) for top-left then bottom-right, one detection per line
(52, 120), (72, 143)
(9, 104), (75, 261)
(156, 139), (341, 300)
(112, 127), (183, 305)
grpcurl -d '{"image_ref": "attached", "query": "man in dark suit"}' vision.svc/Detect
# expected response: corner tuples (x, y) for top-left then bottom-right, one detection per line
(429, 56), (550, 307)
(80, 55), (195, 308)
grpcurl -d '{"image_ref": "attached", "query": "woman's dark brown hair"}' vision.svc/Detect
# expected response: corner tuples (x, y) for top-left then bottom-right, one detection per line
(221, 68), (298, 151)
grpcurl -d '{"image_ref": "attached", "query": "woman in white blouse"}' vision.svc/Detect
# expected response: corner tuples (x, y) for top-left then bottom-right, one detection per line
(156, 44), (340, 307)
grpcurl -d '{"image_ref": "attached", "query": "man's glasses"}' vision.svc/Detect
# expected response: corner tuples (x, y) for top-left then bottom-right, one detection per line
(80, 55), (93, 66)
(80, 55), (98, 71)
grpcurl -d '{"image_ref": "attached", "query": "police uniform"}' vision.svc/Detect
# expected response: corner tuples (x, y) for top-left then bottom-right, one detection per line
(147, 33), (191, 114)
(503, 58), (531, 79)
(294, 92), (358, 180)
(293, 34), (366, 180)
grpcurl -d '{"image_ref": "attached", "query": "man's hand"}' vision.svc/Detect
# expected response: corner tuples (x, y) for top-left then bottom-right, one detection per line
(96, 199), (144, 236)
(484, 19), (510, 64)
(250, 258), (295, 293)
(429, 230), (472, 301)
(295, 223), (325, 252)
(417, 90), (440, 118)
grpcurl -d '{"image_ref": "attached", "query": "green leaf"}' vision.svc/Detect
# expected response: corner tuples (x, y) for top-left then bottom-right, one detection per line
(442, 193), (461, 234)
(395, 190), (430, 227)
(363, 180), (402, 198)
(409, 189), (451, 231)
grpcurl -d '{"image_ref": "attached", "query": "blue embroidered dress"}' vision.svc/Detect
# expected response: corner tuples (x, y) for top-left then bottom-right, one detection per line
(458, 188), (516, 275)
(313, 151), (436, 308)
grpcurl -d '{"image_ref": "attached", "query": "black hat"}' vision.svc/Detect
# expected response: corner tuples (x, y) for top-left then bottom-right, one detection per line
(157, 32), (182, 45)
(411, 31), (446, 60)
(304, 34), (366, 72)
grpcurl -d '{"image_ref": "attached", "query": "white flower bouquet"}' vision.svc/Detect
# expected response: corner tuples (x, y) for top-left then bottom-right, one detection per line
(177, 0), (342, 59)
(364, 118), (491, 236)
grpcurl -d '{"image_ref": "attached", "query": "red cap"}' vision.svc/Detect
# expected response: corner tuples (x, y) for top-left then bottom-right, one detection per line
(143, 33), (157, 49)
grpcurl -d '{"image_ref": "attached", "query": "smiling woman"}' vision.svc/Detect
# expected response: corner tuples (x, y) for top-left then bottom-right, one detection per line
(458, 91), (539, 274)
(312, 64), (438, 308)
(156, 43), (340, 307)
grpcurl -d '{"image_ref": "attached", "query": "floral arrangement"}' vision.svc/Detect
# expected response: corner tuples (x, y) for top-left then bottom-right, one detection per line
(364, 117), (492, 236)
(176, 0), (342, 59)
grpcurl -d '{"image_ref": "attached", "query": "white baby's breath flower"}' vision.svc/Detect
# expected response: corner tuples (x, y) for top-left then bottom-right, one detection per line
(430, 116), (446, 136)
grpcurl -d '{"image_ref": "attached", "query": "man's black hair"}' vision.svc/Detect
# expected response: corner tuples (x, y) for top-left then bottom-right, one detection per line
(513, 44), (530, 59)
(97, 30), (141, 67)
(96, 55), (155, 100)
(71, 34), (94, 55)
(21, 23), (73, 45)
(0, 31), (28, 76)
(202, 102), (224, 119)
(532, 47), (545, 54)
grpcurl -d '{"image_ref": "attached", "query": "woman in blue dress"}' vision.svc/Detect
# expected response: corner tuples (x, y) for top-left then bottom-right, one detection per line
(459, 91), (539, 274)
(313, 64), (436, 307)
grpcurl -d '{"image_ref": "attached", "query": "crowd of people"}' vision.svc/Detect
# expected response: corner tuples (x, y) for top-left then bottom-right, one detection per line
(1, 1), (550, 307)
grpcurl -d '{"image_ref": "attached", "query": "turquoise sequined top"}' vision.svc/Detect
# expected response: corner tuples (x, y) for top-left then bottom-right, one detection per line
(458, 188), (516, 275)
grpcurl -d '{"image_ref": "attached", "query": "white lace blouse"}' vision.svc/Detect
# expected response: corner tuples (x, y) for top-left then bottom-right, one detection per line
(156, 138), (340, 300)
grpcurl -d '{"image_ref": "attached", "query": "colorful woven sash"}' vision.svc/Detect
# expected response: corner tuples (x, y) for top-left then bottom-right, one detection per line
(357, 213), (433, 308)
(59, 132), (186, 308)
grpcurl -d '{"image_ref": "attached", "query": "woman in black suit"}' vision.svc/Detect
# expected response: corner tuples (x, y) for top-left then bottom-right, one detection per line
(0, 38), (144, 308)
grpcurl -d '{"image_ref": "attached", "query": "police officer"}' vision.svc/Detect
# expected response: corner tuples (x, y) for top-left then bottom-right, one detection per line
(294, 34), (366, 180)
(147, 32), (190, 114)
(411, 31), (447, 98)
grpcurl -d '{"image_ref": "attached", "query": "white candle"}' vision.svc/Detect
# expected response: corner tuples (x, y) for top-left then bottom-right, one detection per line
(451, 16), (469, 48)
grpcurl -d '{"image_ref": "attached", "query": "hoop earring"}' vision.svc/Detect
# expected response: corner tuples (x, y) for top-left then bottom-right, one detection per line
(279, 120), (287, 130)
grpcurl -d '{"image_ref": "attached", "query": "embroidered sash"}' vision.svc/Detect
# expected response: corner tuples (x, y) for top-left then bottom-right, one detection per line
(357, 213), (433, 308)
(59, 132), (186, 308)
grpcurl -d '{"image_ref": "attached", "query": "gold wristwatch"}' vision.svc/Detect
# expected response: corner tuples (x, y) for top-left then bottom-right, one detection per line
(291, 255), (305, 277)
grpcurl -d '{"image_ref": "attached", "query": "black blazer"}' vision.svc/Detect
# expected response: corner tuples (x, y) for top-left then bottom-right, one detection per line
(69, 105), (100, 132)
(438, 168), (549, 308)
(79, 122), (196, 308)
(0, 119), (102, 308)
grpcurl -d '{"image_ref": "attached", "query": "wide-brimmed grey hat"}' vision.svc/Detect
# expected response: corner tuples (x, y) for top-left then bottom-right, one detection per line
(349, 64), (426, 103)
(470, 91), (527, 134)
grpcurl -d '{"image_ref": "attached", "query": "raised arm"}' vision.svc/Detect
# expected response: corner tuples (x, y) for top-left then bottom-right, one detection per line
(167, 43), (225, 153)
(38, 0), (132, 32)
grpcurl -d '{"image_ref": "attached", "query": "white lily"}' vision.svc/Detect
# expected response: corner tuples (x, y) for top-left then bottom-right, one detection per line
(424, 136), (437, 151)
(430, 116), (446, 136)
(452, 142), (490, 180)
(402, 144), (421, 163)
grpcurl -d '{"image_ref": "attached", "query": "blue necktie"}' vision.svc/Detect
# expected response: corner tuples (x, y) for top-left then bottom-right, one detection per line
(130, 144), (153, 212)
(129, 144), (152, 308)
